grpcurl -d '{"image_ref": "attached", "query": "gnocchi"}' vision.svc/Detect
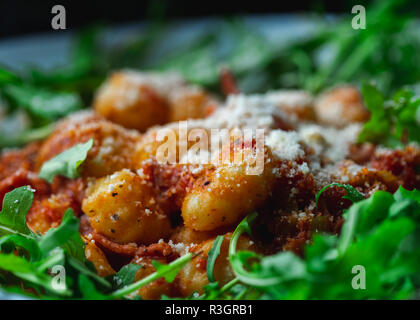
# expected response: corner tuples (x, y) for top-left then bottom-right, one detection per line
(36, 111), (140, 178)
(82, 169), (172, 244)
(177, 233), (256, 296)
(314, 86), (370, 127)
(94, 72), (169, 131)
(181, 146), (276, 231)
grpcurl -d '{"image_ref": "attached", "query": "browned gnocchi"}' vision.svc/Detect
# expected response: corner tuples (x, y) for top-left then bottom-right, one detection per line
(94, 71), (217, 131)
(133, 257), (173, 299)
(84, 240), (115, 277)
(94, 71), (169, 131)
(314, 85), (370, 127)
(36, 111), (141, 178)
(82, 169), (172, 244)
(181, 146), (277, 231)
(177, 233), (256, 296)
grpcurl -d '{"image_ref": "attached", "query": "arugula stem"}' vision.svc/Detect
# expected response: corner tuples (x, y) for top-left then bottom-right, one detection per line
(36, 251), (64, 272)
(19, 123), (55, 144)
(0, 225), (33, 238)
(219, 277), (239, 293)
(234, 287), (249, 300)
(110, 253), (193, 298)
(229, 212), (291, 287)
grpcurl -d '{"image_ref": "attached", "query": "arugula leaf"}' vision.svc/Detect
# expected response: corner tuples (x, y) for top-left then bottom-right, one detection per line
(67, 256), (111, 289)
(0, 189), (85, 260)
(0, 67), (20, 85)
(358, 83), (420, 147)
(28, 27), (105, 101)
(157, 37), (219, 86)
(38, 209), (84, 259)
(113, 264), (141, 289)
(0, 123), (55, 149)
(38, 138), (94, 183)
(361, 80), (385, 114)
(259, 251), (306, 282)
(78, 274), (108, 300)
(337, 191), (394, 255)
(229, 212), (288, 287)
(230, 186), (420, 299)
(206, 235), (224, 283)
(35, 247), (66, 273)
(0, 187), (112, 297)
(0, 186), (34, 237)
(61, 232), (86, 263)
(305, 234), (338, 273)
(0, 252), (71, 296)
(0, 234), (41, 261)
(226, 20), (272, 75)
(3, 84), (82, 120)
(357, 82), (390, 144)
(307, 217), (416, 300)
(389, 186), (420, 220)
(394, 185), (420, 203)
(0, 31), (97, 149)
(315, 183), (365, 207)
(151, 260), (187, 283)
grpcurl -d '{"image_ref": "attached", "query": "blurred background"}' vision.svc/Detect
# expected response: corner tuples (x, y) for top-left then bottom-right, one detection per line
(0, 0), (374, 38)
(0, 0), (419, 147)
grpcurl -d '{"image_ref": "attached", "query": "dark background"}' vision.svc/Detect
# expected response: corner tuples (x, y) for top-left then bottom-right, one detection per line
(0, 0), (374, 39)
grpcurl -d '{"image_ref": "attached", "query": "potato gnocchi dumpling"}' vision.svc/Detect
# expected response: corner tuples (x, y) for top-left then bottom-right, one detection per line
(82, 169), (172, 244)
(266, 90), (315, 121)
(177, 233), (256, 296)
(181, 147), (276, 231)
(314, 86), (370, 127)
(133, 257), (173, 300)
(36, 111), (140, 178)
(168, 86), (216, 122)
(94, 71), (217, 131)
(84, 240), (115, 277)
(94, 72), (169, 131)
(170, 225), (221, 245)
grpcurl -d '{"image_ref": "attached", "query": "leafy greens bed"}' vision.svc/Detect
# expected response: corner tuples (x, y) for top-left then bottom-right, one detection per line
(1, 183), (420, 299)
(1, 0), (420, 300)
(1, 81), (420, 299)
